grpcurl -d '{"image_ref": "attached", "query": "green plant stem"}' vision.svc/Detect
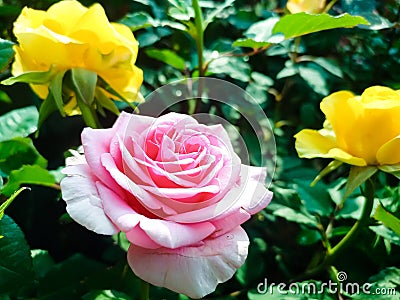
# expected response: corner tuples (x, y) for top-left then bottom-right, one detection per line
(192, 0), (204, 78)
(192, 0), (205, 114)
(295, 179), (375, 280)
(140, 279), (150, 300)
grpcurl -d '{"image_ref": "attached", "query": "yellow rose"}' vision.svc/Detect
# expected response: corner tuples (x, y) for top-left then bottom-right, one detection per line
(295, 86), (400, 167)
(286, 0), (326, 14)
(11, 0), (143, 115)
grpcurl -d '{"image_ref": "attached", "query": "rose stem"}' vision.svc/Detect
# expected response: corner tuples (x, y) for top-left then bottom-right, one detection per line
(139, 279), (150, 300)
(293, 178), (375, 281)
(192, 0), (205, 114)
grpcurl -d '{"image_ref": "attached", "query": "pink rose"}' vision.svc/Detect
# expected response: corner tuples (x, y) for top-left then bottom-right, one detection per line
(61, 112), (272, 298)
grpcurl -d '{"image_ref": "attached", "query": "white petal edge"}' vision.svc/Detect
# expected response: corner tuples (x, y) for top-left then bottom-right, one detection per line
(127, 226), (249, 299)
(60, 164), (117, 235)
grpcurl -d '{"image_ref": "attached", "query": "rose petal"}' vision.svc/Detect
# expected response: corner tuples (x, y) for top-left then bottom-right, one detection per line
(98, 181), (216, 248)
(81, 111), (132, 188)
(165, 164), (272, 223)
(376, 135), (400, 165)
(60, 164), (117, 235)
(127, 226), (249, 299)
(294, 129), (367, 166)
(101, 153), (177, 217)
(139, 218), (215, 249)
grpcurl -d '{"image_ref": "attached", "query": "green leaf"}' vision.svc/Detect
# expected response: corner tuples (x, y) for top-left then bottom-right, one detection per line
(251, 72), (274, 87)
(31, 249), (55, 279)
(342, 0), (393, 30)
(38, 254), (105, 300)
(145, 49), (186, 71)
(1, 165), (55, 197)
(373, 204), (400, 236)
(337, 195), (365, 220)
(0, 106), (39, 142)
(0, 187), (28, 220)
(0, 215), (34, 294)
(207, 56), (251, 82)
(233, 17), (281, 48)
(299, 56), (343, 78)
(1, 68), (54, 85)
(311, 160), (343, 187)
(343, 166), (378, 201)
(71, 68), (97, 105)
(203, 0), (235, 29)
(298, 63), (329, 95)
(0, 5), (20, 17)
(272, 13), (369, 40)
(38, 91), (60, 128)
(48, 70), (67, 117)
(82, 290), (133, 300)
(76, 96), (101, 129)
(294, 179), (333, 217)
(0, 91), (11, 103)
(112, 232), (130, 252)
(95, 90), (120, 116)
(0, 137), (47, 175)
(0, 38), (14, 73)
(120, 11), (156, 31)
(297, 229), (321, 246)
(378, 164), (400, 179)
(271, 206), (319, 228)
(352, 267), (400, 299)
(369, 225), (400, 246)
(167, 0), (194, 21)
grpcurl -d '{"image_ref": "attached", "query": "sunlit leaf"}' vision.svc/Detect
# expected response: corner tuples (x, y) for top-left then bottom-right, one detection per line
(0, 187), (28, 220)
(0, 106), (38, 142)
(31, 249), (55, 280)
(1, 165), (55, 196)
(373, 204), (400, 236)
(311, 160), (343, 187)
(342, 0), (393, 30)
(233, 17), (281, 48)
(1, 68), (54, 85)
(343, 166), (377, 201)
(145, 49), (186, 70)
(0, 38), (14, 72)
(71, 68), (97, 105)
(272, 13), (369, 39)
(0, 137), (47, 175)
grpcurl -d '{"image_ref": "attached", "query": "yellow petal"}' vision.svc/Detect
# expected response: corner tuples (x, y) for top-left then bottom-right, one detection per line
(295, 129), (337, 157)
(46, 0), (87, 34)
(294, 129), (366, 166)
(98, 66), (143, 102)
(71, 3), (122, 53)
(30, 84), (49, 99)
(376, 135), (400, 165)
(287, 0), (325, 13)
(320, 90), (400, 165)
(361, 86), (400, 109)
(13, 7), (47, 30)
(325, 148), (367, 166)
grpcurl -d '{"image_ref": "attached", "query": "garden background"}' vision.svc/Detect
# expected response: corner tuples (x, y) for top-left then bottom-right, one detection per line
(0, 0), (400, 299)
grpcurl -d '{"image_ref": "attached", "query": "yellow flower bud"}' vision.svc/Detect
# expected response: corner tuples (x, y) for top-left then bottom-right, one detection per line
(11, 0), (143, 115)
(295, 86), (400, 166)
(286, 0), (326, 14)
